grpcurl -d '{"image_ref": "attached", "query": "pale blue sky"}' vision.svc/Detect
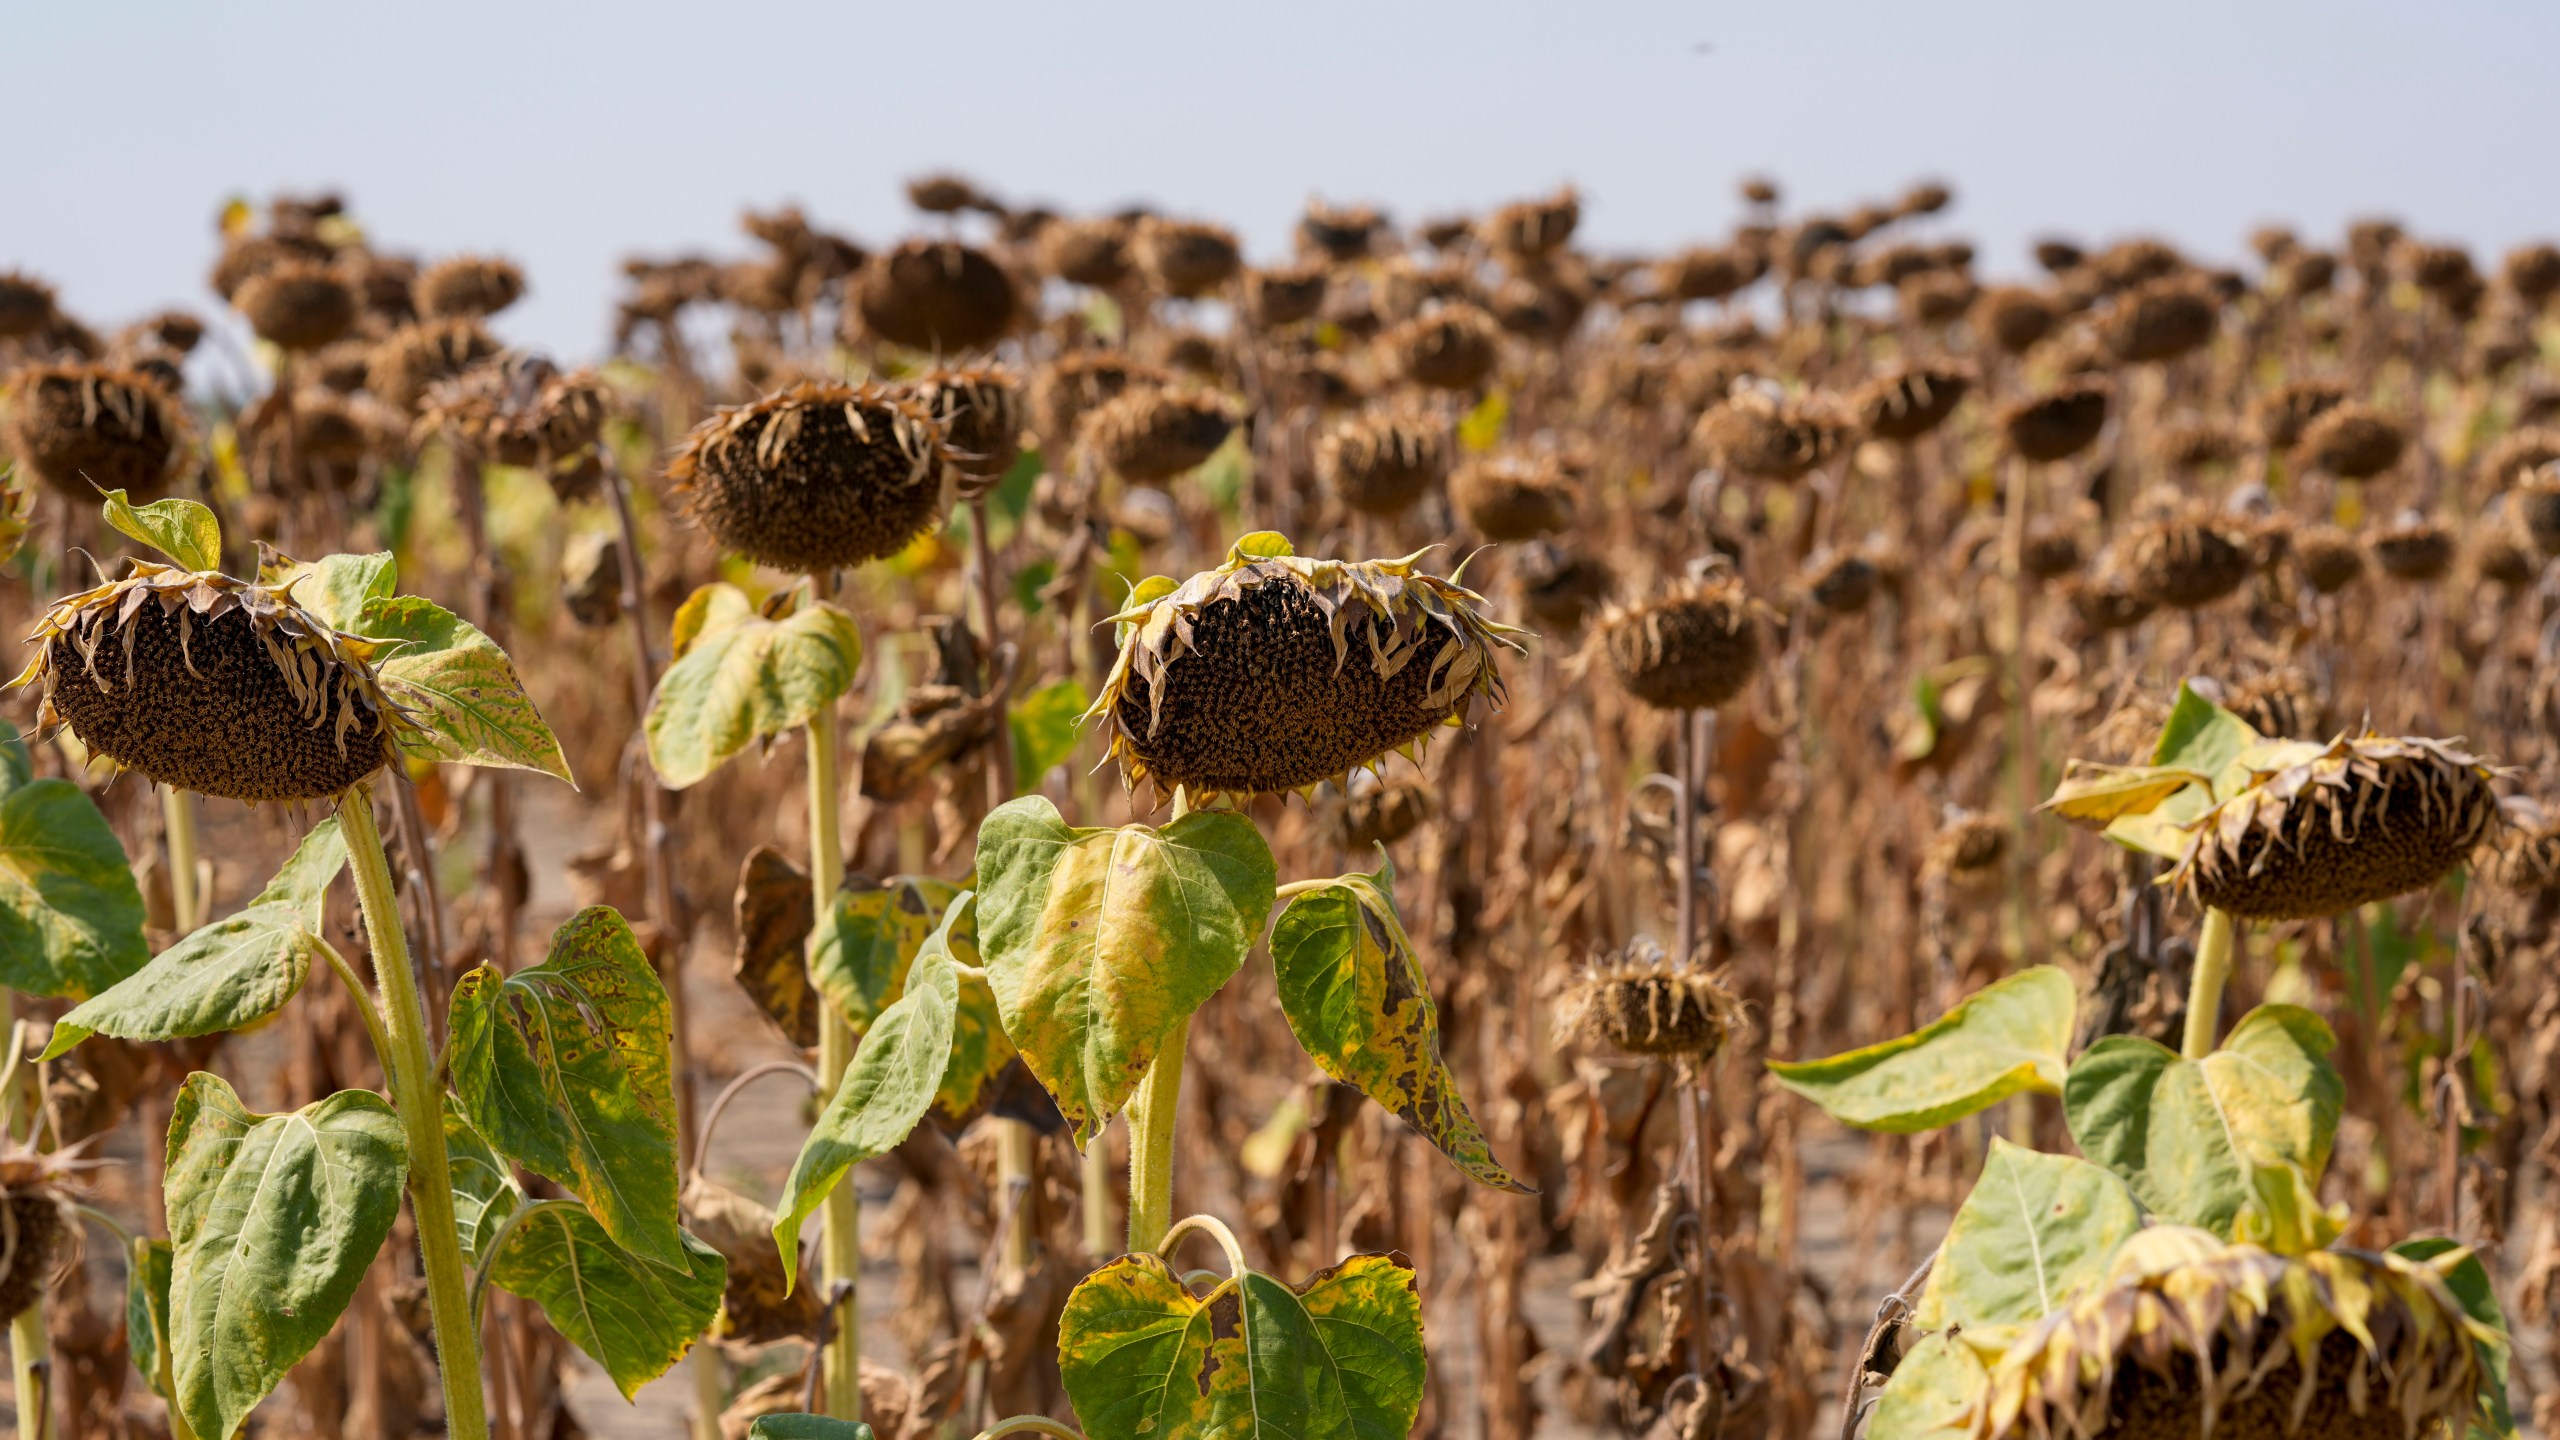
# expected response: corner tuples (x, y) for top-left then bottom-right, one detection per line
(12, 0), (2558, 360)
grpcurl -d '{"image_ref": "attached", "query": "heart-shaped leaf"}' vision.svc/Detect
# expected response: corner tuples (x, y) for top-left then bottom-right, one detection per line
(101, 489), (221, 571)
(259, 548), (398, 630)
(1912, 1139), (2141, 1350)
(645, 584), (861, 789)
(1271, 855), (1527, 1192)
(1059, 1249), (1426, 1440)
(975, 796), (1277, 1145)
(1767, 966), (2075, 1132)
(2065, 1004), (2341, 1237)
(449, 906), (687, 1270)
(489, 1199), (726, 1401)
(164, 1074), (408, 1440)
(0, 718), (146, 1000)
(44, 816), (346, 1059)
(350, 594), (572, 781)
(772, 898), (965, 1293)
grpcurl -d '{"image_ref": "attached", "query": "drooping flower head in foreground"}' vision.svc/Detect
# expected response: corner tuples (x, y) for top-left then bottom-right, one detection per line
(669, 379), (952, 575)
(18, 560), (403, 802)
(1089, 532), (1527, 803)
(1975, 1229), (2488, 1440)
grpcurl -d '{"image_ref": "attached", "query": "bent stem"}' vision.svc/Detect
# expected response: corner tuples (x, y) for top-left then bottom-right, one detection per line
(973, 1420), (1086, 1440)
(806, 696), (862, 1424)
(2181, 907), (2240, 1061)
(341, 787), (489, 1440)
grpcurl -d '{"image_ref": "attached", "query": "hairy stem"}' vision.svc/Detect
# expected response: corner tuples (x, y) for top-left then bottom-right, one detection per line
(2182, 907), (2239, 1061)
(807, 698), (862, 1423)
(342, 788), (488, 1440)
(1125, 1015), (1190, 1256)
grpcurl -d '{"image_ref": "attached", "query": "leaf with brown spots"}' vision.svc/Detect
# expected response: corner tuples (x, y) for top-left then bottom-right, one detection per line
(813, 873), (962, 1033)
(1269, 854), (1530, 1192)
(449, 906), (688, 1271)
(1058, 1248), (1426, 1440)
(732, 846), (818, 1048)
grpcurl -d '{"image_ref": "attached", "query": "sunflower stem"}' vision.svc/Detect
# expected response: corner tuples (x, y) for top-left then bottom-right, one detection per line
(10, 1301), (49, 1440)
(161, 787), (202, 934)
(807, 696), (862, 1424)
(1125, 788), (1194, 1256)
(340, 786), (489, 1440)
(2182, 907), (2240, 1060)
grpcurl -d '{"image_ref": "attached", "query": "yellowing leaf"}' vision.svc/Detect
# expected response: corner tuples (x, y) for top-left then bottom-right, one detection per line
(1768, 967), (2075, 1132)
(1913, 1140), (2140, 1349)
(645, 593), (860, 789)
(353, 595), (572, 781)
(100, 489), (221, 571)
(1270, 857), (1529, 1192)
(2042, 761), (2209, 825)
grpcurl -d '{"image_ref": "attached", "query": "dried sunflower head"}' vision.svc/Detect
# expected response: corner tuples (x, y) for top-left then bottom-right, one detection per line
(1601, 571), (1761, 711)
(2175, 732), (2504, 920)
(1077, 383), (1236, 484)
(1383, 304), (1502, 391)
(2101, 275), (2220, 364)
(1857, 362), (1974, 442)
(669, 380), (950, 574)
(413, 255), (526, 320)
(233, 260), (357, 351)
(853, 238), (1019, 353)
(1804, 549), (1881, 614)
(1029, 350), (1170, 449)
(2123, 505), (2251, 610)
(3, 363), (192, 498)
(1927, 811), (2009, 882)
(1318, 402), (1450, 517)
(1450, 452), (1573, 542)
(1975, 285), (2061, 355)
(0, 271), (59, 339)
(2369, 513), (2457, 583)
(2508, 468), (2560, 558)
(17, 561), (404, 802)
(1515, 543), (1613, 632)
(1299, 199), (1385, 261)
(0, 1144), (85, 1322)
(1040, 217), (1132, 288)
(367, 318), (499, 413)
(1480, 187), (1579, 259)
(1089, 532), (1525, 802)
(2293, 523), (2368, 594)
(2218, 668), (2329, 741)
(904, 365), (1025, 500)
(1133, 218), (1242, 299)
(1974, 1230), (2490, 1440)
(1241, 262), (1331, 330)
(1694, 386), (1854, 480)
(2001, 382), (2111, 463)
(1559, 941), (1744, 1059)
(2296, 403), (2404, 479)
(1323, 771), (1433, 852)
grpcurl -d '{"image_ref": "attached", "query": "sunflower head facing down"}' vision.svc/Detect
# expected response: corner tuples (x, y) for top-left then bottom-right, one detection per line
(1089, 532), (1528, 804)
(1975, 1228), (2491, 1440)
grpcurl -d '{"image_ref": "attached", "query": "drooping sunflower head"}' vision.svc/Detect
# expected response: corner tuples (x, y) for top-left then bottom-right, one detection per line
(903, 365), (1025, 500)
(668, 380), (951, 574)
(0, 1144), (84, 1323)
(1600, 570), (1762, 712)
(2121, 502), (2252, 610)
(413, 254), (527, 320)
(1089, 532), (1526, 803)
(2176, 732), (2504, 921)
(2, 363), (193, 499)
(1559, 940), (1745, 1059)
(232, 259), (358, 351)
(1976, 1230), (2490, 1440)
(1077, 383), (1236, 485)
(18, 561), (405, 802)
(1318, 401), (1450, 518)
(852, 238), (1020, 353)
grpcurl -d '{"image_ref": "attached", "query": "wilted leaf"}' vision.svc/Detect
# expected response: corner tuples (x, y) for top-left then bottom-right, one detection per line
(2041, 761), (2210, 826)
(2065, 1005), (2341, 1236)
(1270, 856), (1528, 1191)
(1767, 967), (2075, 1132)
(732, 846), (819, 1048)
(101, 489), (221, 571)
(773, 898), (965, 1293)
(974, 797), (1277, 1145)
(352, 594), (573, 781)
(490, 1200), (726, 1401)
(44, 817), (345, 1059)
(164, 1074), (408, 1440)
(0, 744), (147, 1001)
(646, 584), (860, 789)
(1059, 1250), (1425, 1440)
(2393, 1237), (2515, 1439)
(1912, 1140), (2140, 1348)
(449, 906), (687, 1270)
(937, 961), (1017, 1124)
(813, 874), (960, 1033)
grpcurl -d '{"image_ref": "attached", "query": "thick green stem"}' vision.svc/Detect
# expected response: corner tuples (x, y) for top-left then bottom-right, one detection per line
(10, 1303), (47, 1440)
(1124, 1014), (1189, 1256)
(807, 700), (862, 1423)
(341, 789), (489, 1440)
(162, 787), (202, 934)
(2182, 907), (2240, 1061)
